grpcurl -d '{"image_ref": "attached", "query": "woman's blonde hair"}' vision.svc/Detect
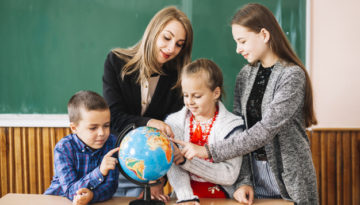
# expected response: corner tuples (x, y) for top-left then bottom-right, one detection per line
(112, 6), (193, 83)
(232, 3), (317, 127)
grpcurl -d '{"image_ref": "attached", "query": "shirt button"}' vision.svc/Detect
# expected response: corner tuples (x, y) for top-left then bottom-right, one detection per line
(90, 187), (94, 190)
(82, 149), (85, 152)
(142, 101), (146, 105)
(99, 178), (102, 182)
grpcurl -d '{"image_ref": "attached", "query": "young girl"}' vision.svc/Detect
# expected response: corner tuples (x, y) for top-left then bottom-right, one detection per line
(172, 3), (319, 205)
(165, 59), (245, 204)
(102, 6), (193, 201)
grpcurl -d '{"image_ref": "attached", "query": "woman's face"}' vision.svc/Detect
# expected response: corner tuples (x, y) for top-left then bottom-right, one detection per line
(232, 24), (269, 64)
(155, 20), (186, 65)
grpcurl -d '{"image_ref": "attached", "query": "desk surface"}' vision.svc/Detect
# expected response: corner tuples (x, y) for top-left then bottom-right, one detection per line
(0, 194), (294, 205)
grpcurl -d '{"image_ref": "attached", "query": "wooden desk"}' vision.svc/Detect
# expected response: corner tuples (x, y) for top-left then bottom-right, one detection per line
(0, 193), (294, 205)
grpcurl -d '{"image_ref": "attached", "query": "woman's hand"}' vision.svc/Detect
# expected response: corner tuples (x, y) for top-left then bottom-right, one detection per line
(172, 143), (185, 165)
(169, 138), (208, 160)
(233, 185), (254, 205)
(147, 119), (174, 138)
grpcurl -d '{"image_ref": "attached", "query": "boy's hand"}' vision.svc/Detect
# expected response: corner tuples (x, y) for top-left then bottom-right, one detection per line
(73, 188), (93, 205)
(100, 147), (120, 176)
(233, 185), (254, 205)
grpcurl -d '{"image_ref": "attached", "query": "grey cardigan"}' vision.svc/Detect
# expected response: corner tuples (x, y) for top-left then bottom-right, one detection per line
(209, 61), (319, 204)
(165, 102), (244, 202)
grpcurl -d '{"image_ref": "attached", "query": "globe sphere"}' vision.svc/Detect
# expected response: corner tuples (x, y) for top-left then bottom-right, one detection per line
(118, 126), (174, 183)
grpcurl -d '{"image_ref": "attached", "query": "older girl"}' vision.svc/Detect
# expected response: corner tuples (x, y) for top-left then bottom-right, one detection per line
(172, 3), (319, 205)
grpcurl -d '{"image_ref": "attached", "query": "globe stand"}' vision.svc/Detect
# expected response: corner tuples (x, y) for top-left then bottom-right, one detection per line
(128, 183), (164, 205)
(116, 124), (166, 205)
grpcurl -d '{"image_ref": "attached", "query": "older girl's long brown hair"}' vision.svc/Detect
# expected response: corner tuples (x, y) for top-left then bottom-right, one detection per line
(232, 3), (317, 127)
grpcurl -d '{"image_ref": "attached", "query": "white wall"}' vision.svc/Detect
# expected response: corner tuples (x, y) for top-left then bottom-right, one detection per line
(311, 0), (360, 128)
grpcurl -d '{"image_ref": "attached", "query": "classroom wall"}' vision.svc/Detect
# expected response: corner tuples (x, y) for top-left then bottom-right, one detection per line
(310, 0), (360, 128)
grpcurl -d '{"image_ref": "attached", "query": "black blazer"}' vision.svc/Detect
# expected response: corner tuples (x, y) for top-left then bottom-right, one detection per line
(102, 51), (183, 135)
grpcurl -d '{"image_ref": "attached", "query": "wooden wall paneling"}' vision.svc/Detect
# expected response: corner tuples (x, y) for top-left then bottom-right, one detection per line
(8, 127), (15, 194)
(309, 130), (321, 204)
(342, 131), (351, 205)
(28, 127), (37, 194)
(0, 127), (8, 196)
(21, 127), (29, 193)
(351, 132), (360, 204)
(42, 127), (52, 192)
(35, 127), (43, 193)
(319, 131), (327, 205)
(0, 127), (359, 204)
(14, 127), (23, 193)
(327, 131), (336, 205)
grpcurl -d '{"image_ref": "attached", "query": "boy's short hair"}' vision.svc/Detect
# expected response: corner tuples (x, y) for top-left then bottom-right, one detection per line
(67, 90), (109, 123)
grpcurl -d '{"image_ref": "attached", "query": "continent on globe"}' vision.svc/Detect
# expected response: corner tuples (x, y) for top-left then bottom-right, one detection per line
(147, 135), (172, 163)
(125, 158), (145, 181)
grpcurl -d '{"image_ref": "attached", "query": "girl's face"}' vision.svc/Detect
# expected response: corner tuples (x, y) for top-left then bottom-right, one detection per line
(232, 24), (269, 64)
(156, 20), (186, 65)
(181, 72), (220, 121)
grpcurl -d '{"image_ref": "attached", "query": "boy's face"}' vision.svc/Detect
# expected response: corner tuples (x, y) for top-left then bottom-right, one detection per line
(70, 107), (111, 149)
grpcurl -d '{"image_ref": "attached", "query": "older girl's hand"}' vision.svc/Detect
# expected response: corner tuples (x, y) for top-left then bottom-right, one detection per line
(147, 119), (174, 138)
(233, 185), (254, 205)
(169, 138), (208, 160)
(172, 143), (185, 165)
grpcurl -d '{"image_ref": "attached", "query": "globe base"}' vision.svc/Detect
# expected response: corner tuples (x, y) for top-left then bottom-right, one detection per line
(129, 199), (164, 205)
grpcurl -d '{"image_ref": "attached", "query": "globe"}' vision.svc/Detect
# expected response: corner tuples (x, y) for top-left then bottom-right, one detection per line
(118, 126), (174, 184)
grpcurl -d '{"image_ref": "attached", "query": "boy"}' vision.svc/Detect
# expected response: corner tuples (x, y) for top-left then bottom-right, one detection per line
(44, 90), (119, 205)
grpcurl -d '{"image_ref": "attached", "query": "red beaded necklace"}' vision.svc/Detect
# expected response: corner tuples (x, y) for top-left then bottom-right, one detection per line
(189, 106), (219, 146)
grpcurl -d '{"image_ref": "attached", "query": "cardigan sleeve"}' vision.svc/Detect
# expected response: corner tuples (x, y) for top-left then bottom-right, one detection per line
(102, 52), (151, 133)
(180, 129), (243, 186)
(167, 160), (199, 202)
(210, 66), (306, 162)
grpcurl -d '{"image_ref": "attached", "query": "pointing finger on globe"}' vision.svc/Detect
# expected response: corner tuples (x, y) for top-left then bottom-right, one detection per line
(100, 147), (120, 176)
(168, 137), (186, 146)
(105, 147), (120, 158)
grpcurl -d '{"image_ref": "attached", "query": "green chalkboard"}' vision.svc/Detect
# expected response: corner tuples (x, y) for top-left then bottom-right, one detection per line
(0, 0), (305, 113)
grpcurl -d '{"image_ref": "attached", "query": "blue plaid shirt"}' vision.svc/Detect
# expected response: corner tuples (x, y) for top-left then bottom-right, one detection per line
(44, 133), (119, 202)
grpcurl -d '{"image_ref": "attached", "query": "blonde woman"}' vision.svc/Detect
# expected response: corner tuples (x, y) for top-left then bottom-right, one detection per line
(102, 6), (193, 202)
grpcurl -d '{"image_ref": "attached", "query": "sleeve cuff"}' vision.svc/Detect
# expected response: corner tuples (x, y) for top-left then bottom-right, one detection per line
(177, 197), (200, 203)
(88, 167), (105, 190)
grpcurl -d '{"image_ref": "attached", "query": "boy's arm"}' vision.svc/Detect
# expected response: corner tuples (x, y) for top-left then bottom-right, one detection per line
(90, 168), (119, 203)
(89, 147), (120, 203)
(54, 144), (118, 201)
(54, 144), (108, 200)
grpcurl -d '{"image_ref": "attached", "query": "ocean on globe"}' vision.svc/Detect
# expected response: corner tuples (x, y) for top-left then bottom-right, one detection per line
(118, 126), (174, 183)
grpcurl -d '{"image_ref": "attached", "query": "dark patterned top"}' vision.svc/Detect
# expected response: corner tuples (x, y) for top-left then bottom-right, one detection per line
(247, 64), (273, 157)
